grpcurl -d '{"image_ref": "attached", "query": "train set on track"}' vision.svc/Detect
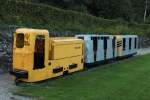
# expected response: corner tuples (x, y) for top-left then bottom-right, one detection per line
(10, 28), (138, 83)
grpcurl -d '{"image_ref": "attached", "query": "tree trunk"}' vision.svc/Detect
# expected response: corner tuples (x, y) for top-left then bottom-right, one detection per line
(144, 0), (148, 22)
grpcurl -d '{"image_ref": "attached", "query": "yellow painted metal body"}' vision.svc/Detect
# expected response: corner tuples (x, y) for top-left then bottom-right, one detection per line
(13, 28), (84, 82)
(49, 38), (84, 78)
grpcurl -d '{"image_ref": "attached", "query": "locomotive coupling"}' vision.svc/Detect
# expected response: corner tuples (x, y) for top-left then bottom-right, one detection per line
(9, 69), (28, 79)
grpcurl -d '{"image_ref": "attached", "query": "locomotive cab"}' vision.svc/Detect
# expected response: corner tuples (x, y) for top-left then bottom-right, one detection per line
(10, 28), (49, 82)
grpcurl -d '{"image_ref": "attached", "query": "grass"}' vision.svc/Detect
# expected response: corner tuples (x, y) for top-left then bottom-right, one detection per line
(15, 54), (150, 100)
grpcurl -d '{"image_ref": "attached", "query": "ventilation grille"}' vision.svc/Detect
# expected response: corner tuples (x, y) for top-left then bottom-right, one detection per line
(117, 41), (122, 47)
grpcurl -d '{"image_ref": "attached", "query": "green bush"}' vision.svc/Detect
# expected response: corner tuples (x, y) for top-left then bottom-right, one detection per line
(0, 0), (150, 35)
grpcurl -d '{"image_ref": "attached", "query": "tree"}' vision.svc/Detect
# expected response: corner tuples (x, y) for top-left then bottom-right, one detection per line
(144, 0), (148, 22)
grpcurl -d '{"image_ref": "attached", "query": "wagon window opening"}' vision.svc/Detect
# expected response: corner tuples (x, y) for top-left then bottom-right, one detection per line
(134, 38), (137, 49)
(16, 34), (24, 48)
(112, 37), (116, 49)
(129, 38), (132, 50)
(104, 37), (107, 50)
(91, 37), (98, 61)
(92, 37), (98, 52)
(103, 37), (108, 60)
(123, 38), (126, 51)
(112, 37), (116, 58)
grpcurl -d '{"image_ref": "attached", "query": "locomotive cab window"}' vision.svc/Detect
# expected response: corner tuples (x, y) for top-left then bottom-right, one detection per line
(34, 35), (45, 69)
(16, 33), (24, 48)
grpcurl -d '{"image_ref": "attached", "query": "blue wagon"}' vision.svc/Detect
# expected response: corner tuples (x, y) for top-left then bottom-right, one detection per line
(122, 35), (138, 57)
(76, 35), (117, 64)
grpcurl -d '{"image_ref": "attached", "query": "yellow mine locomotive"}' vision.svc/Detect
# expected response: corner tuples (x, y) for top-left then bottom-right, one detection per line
(10, 28), (84, 82)
(10, 28), (138, 83)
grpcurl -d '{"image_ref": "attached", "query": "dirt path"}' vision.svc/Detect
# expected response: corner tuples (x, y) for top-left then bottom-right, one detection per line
(0, 74), (32, 100)
(0, 48), (150, 100)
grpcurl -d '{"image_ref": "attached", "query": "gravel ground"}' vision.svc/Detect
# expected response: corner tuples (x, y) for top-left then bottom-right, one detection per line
(0, 73), (15, 100)
(0, 48), (150, 100)
(137, 47), (150, 55)
(0, 74), (33, 100)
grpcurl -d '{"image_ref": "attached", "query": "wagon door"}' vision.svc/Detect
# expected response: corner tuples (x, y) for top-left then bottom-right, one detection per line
(116, 37), (123, 57)
(97, 37), (104, 61)
(107, 37), (114, 59)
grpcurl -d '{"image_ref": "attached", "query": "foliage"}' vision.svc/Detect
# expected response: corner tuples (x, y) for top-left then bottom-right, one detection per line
(0, 0), (150, 35)
(11, 0), (150, 23)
